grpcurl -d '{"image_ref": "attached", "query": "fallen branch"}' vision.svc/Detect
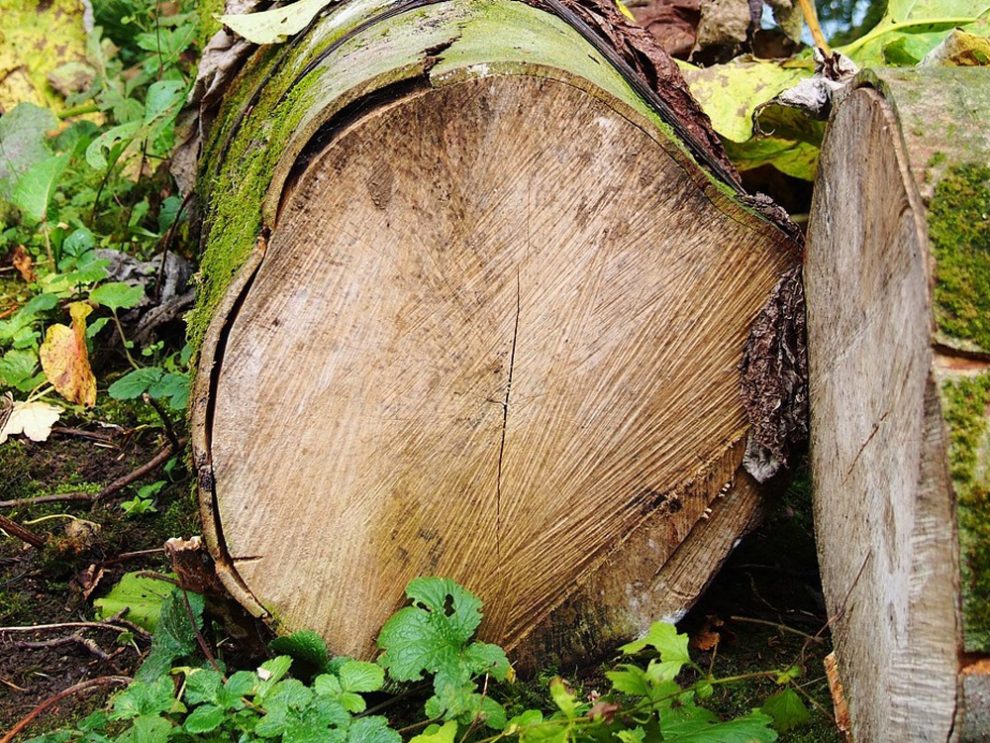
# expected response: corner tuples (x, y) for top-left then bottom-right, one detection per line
(0, 675), (131, 743)
(0, 440), (184, 508)
(0, 514), (46, 549)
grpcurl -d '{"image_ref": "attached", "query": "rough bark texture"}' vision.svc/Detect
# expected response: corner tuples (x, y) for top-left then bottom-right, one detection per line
(192, 0), (800, 666)
(805, 67), (990, 741)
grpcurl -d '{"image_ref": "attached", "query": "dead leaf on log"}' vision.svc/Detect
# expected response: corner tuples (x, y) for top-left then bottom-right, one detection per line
(632, 0), (702, 58)
(11, 245), (35, 282)
(0, 399), (61, 444)
(39, 301), (97, 407)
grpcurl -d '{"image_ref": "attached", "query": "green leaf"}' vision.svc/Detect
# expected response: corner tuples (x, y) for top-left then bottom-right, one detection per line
(143, 80), (187, 125)
(90, 282), (145, 311)
(110, 677), (175, 720)
(108, 367), (163, 400)
(607, 664), (651, 696)
(377, 577), (484, 681)
(219, 0), (333, 44)
(0, 102), (57, 200)
(93, 572), (174, 632)
(270, 630), (330, 674)
(662, 705), (778, 742)
(549, 677), (580, 719)
(761, 688), (811, 732)
(183, 703), (225, 733)
(135, 588), (205, 682)
(339, 659), (385, 693)
(183, 668), (223, 705)
(346, 716), (401, 743)
(12, 153), (69, 223)
(114, 714), (173, 743)
(410, 721), (458, 743)
(621, 622), (691, 667)
(0, 349), (39, 391)
(85, 120), (141, 170)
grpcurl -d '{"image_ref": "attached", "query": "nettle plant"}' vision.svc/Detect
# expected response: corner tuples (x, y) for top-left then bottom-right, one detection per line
(30, 577), (812, 742)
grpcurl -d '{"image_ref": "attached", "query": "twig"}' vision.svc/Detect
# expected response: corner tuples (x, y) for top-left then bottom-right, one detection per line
(729, 616), (824, 643)
(51, 426), (116, 443)
(15, 633), (117, 662)
(0, 619), (151, 640)
(143, 393), (180, 451)
(0, 675), (131, 743)
(0, 439), (183, 508)
(0, 514), (46, 549)
(100, 547), (166, 566)
(0, 675), (27, 692)
(155, 189), (195, 301)
(795, 0), (830, 51)
(181, 587), (225, 677)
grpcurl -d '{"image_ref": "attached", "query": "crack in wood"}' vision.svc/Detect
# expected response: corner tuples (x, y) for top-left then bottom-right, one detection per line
(496, 271), (522, 572)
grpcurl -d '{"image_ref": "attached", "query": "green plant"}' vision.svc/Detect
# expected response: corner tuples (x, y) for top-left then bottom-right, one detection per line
(119, 480), (165, 517)
(26, 577), (815, 742)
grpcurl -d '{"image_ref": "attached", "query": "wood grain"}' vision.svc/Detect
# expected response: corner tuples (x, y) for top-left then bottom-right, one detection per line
(204, 74), (794, 661)
(806, 72), (990, 740)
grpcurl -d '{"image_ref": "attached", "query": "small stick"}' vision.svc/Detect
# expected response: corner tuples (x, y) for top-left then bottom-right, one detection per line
(0, 440), (183, 508)
(796, 0), (830, 52)
(0, 514), (46, 549)
(143, 393), (181, 452)
(0, 620), (151, 640)
(15, 633), (115, 662)
(181, 587), (225, 677)
(51, 426), (116, 443)
(0, 675), (131, 743)
(100, 547), (166, 566)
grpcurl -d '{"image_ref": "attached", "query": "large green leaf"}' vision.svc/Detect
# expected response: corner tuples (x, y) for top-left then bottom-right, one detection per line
(93, 572), (174, 632)
(11, 153), (69, 223)
(135, 587), (206, 682)
(0, 102), (57, 200)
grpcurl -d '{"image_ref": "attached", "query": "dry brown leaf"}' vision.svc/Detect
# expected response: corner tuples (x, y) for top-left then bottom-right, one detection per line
(11, 245), (35, 282)
(39, 301), (96, 406)
(690, 614), (726, 650)
(0, 399), (61, 443)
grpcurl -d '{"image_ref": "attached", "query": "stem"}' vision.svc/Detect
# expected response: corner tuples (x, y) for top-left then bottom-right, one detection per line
(0, 676), (131, 743)
(112, 310), (140, 369)
(57, 103), (101, 119)
(796, 0), (830, 52)
(729, 615), (823, 642)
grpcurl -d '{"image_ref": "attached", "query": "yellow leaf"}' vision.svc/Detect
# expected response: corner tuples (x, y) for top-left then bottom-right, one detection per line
(0, 400), (61, 444)
(616, 0), (636, 21)
(39, 301), (96, 406)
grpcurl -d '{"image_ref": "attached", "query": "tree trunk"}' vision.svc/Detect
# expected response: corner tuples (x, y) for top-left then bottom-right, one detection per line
(806, 67), (990, 740)
(190, 0), (801, 667)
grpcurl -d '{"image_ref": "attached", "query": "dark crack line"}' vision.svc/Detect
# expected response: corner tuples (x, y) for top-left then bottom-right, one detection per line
(496, 271), (521, 569)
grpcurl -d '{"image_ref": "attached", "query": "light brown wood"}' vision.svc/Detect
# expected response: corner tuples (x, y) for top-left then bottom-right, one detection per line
(203, 73), (796, 661)
(806, 69), (990, 741)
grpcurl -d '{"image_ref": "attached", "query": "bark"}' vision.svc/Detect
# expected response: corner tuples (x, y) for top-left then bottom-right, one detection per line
(805, 67), (990, 740)
(191, 0), (800, 667)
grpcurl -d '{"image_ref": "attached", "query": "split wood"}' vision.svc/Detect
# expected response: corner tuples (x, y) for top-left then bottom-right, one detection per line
(0, 439), (183, 508)
(0, 675), (131, 743)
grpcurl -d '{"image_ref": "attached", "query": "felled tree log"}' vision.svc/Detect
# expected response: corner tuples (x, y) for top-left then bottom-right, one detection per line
(806, 67), (990, 740)
(189, 0), (801, 667)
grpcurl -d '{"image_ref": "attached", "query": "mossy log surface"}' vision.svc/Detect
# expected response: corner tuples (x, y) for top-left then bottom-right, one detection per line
(806, 67), (990, 741)
(191, 0), (800, 667)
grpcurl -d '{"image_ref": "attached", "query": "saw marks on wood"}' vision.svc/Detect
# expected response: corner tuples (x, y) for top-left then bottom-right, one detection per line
(806, 87), (960, 741)
(209, 75), (792, 658)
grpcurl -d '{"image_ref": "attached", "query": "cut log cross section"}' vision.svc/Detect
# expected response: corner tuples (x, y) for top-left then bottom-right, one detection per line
(806, 68), (990, 740)
(191, 0), (799, 667)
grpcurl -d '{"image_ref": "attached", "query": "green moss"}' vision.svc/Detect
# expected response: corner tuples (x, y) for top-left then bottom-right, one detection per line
(928, 163), (990, 352)
(197, 0), (225, 49)
(941, 372), (990, 652)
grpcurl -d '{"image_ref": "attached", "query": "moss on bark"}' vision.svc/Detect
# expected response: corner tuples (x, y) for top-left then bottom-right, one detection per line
(929, 164), (990, 354)
(941, 371), (990, 652)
